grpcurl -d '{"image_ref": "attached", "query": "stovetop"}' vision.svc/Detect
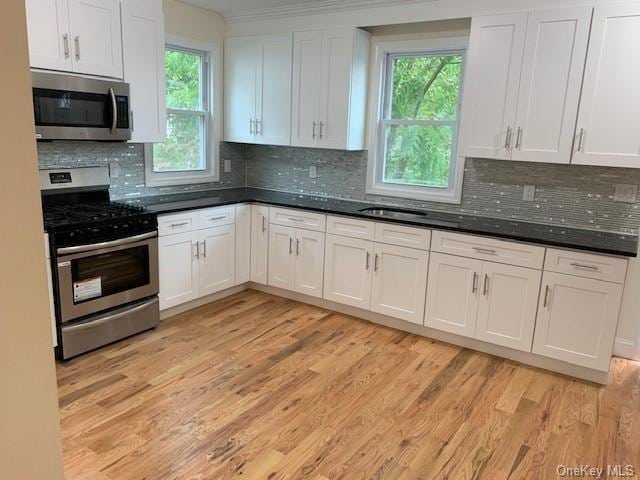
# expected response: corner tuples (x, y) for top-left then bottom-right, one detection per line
(43, 201), (146, 229)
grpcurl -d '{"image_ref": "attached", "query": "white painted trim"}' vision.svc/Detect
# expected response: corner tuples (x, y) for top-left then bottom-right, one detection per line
(614, 337), (640, 361)
(145, 35), (222, 187)
(366, 36), (468, 204)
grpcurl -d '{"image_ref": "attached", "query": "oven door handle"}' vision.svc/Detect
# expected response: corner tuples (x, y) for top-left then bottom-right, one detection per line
(63, 297), (158, 333)
(109, 87), (117, 132)
(57, 231), (157, 256)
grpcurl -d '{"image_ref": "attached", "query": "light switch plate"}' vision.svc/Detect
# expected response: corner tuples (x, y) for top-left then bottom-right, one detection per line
(309, 165), (317, 179)
(224, 160), (231, 173)
(523, 185), (536, 202)
(614, 184), (638, 203)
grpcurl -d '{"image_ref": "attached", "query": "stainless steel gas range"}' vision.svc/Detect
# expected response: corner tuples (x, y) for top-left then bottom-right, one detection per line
(41, 167), (159, 360)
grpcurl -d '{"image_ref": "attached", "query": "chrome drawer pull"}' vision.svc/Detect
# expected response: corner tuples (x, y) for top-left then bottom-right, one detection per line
(208, 216), (226, 222)
(569, 262), (599, 271)
(170, 222), (189, 228)
(472, 247), (497, 255)
(287, 217), (304, 222)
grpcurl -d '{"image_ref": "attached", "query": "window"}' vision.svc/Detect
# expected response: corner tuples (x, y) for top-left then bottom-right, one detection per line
(145, 36), (220, 187)
(367, 38), (467, 203)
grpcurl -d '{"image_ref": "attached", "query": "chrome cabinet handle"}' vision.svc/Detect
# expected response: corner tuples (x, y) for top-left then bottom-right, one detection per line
(472, 247), (497, 255)
(255, 119), (262, 135)
(312, 121), (317, 139)
(74, 36), (80, 60)
(296, 238), (300, 256)
(108, 88), (117, 132)
(249, 119), (254, 135)
(472, 272), (478, 294)
(171, 222), (189, 228)
(130, 111), (134, 132)
(570, 262), (599, 271)
(577, 128), (585, 152)
(194, 241), (199, 259)
(201, 241), (207, 258)
(365, 251), (370, 270)
(56, 231), (157, 256)
(515, 127), (522, 150)
(261, 215), (266, 233)
(63, 34), (70, 59)
(374, 253), (379, 272)
(289, 236), (293, 255)
(505, 126), (512, 149)
(483, 274), (489, 296)
(319, 121), (324, 139)
(543, 285), (551, 308)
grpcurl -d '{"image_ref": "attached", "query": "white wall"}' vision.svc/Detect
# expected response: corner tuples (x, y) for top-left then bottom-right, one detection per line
(164, 0), (225, 43)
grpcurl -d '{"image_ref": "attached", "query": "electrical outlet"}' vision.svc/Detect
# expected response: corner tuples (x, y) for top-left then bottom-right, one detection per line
(224, 160), (231, 173)
(309, 165), (317, 179)
(523, 185), (536, 202)
(614, 184), (638, 203)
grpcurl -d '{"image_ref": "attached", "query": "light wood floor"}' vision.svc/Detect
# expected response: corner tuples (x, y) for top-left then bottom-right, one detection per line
(57, 290), (640, 480)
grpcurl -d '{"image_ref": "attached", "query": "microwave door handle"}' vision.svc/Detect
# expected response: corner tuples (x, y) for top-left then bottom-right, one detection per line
(109, 88), (117, 132)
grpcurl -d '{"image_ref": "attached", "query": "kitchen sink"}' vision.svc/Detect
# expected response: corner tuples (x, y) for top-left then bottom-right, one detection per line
(359, 207), (429, 221)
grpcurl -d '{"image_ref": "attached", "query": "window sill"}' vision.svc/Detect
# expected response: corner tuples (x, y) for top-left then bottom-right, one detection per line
(144, 173), (220, 188)
(366, 183), (462, 204)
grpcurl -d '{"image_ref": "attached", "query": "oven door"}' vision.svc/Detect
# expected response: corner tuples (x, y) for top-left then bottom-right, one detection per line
(56, 232), (159, 323)
(32, 71), (131, 141)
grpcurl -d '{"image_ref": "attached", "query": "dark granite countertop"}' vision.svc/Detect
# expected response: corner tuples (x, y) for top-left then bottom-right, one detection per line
(127, 187), (639, 257)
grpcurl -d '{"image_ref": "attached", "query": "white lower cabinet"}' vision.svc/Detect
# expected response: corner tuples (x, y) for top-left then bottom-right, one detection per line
(158, 231), (199, 310)
(250, 205), (270, 284)
(323, 234), (373, 309)
(475, 262), (541, 351)
(370, 243), (429, 324)
(532, 272), (623, 371)
(199, 225), (235, 297)
(425, 253), (482, 337)
(268, 225), (325, 298)
(235, 204), (251, 285)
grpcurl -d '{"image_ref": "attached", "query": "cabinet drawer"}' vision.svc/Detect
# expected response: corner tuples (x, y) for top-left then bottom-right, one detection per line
(270, 207), (326, 232)
(431, 230), (545, 269)
(545, 248), (628, 284)
(374, 222), (430, 250)
(327, 215), (374, 240)
(158, 211), (198, 236)
(198, 206), (235, 228)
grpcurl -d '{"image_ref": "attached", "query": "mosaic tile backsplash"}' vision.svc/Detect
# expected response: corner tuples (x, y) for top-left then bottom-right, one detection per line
(37, 140), (640, 234)
(241, 143), (640, 235)
(37, 141), (246, 199)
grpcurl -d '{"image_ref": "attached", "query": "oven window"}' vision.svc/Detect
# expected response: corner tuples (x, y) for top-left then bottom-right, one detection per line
(33, 88), (112, 128)
(71, 246), (150, 304)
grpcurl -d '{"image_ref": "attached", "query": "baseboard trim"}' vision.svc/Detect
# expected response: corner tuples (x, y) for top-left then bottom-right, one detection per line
(613, 336), (639, 361)
(248, 282), (610, 385)
(160, 284), (249, 320)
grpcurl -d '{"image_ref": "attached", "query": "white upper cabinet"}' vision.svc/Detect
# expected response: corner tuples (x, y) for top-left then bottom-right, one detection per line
(511, 8), (592, 164)
(67, 0), (123, 78)
(573, 3), (640, 168)
(27, 0), (123, 78)
(121, 0), (166, 143)
(26, 0), (73, 71)
(533, 272), (623, 371)
(291, 28), (370, 150)
(224, 34), (292, 146)
(459, 13), (527, 160)
(475, 262), (541, 352)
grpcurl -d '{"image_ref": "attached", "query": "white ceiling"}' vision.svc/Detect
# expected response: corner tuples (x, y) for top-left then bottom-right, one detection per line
(182, 0), (324, 14)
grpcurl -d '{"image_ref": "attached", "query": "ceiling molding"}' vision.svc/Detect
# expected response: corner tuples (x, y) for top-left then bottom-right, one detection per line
(221, 0), (438, 24)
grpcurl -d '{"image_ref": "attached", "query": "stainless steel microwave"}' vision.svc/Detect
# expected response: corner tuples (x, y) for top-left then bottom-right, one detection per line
(32, 71), (131, 141)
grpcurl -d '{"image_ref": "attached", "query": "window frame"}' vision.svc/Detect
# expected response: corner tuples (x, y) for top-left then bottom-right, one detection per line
(366, 37), (469, 204)
(145, 35), (221, 187)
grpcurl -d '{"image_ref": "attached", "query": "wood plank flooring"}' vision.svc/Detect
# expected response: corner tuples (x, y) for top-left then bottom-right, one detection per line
(57, 290), (640, 480)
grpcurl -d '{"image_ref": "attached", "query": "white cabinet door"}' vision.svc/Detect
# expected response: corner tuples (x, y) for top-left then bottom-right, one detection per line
(199, 225), (236, 297)
(235, 204), (251, 285)
(68, 0), (123, 78)
(460, 13), (527, 160)
(224, 36), (260, 143)
(323, 234), (373, 309)
(294, 229), (325, 298)
(291, 31), (323, 148)
(475, 262), (542, 352)
(250, 205), (269, 284)
(158, 232), (199, 310)
(256, 34), (292, 146)
(573, 3), (640, 168)
(425, 252), (482, 337)
(511, 8), (592, 164)
(268, 224), (296, 291)
(26, 0), (73, 71)
(533, 272), (623, 371)
(121, 0), (165, 143)
(371, 244), (429, 325)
